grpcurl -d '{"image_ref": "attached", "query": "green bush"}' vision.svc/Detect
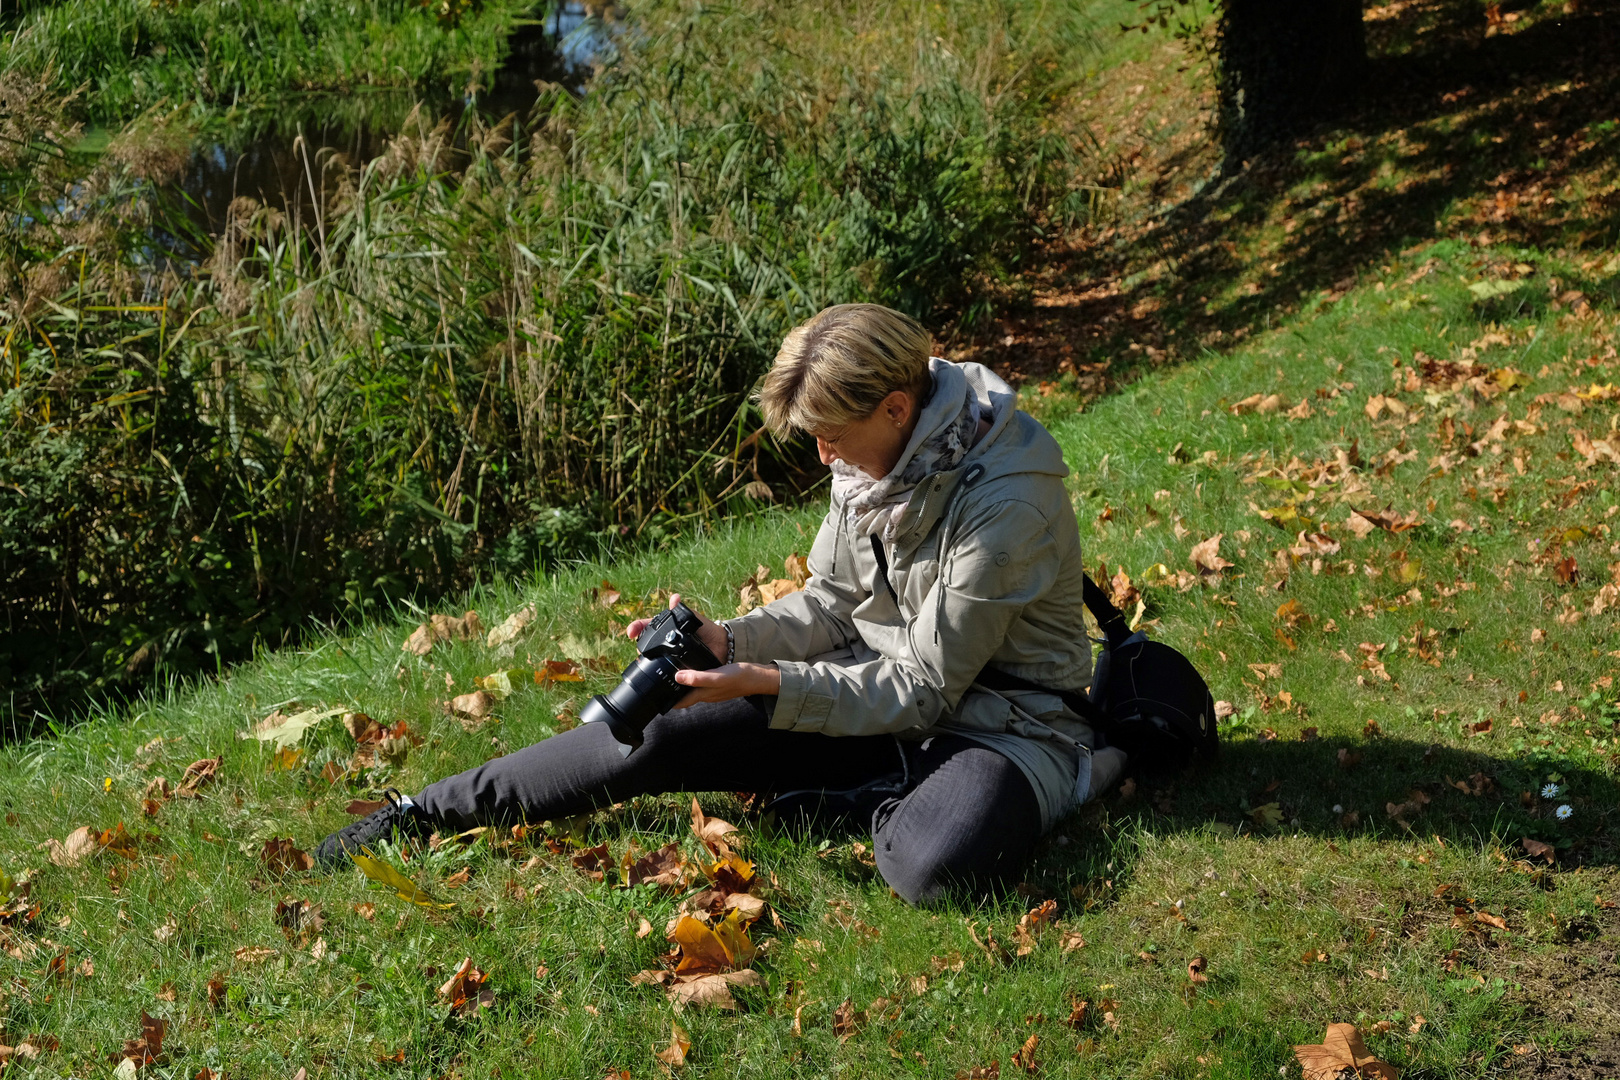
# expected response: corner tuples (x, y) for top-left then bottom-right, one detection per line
(0, 0), (1096, 724)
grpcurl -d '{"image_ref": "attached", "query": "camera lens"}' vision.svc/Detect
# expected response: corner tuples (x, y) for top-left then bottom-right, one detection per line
(580, 655), (684, 755)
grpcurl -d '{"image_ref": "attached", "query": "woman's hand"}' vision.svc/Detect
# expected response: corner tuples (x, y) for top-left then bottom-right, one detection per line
(625, 592), (729, 662)
(670, 662), (781, 709)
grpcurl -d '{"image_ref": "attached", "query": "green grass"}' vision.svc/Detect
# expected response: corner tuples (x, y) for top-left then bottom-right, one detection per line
(8, 239), (1619, 1077)
(0, 0), (535, 126)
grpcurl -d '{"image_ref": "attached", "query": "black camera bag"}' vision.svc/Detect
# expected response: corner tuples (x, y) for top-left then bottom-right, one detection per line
(974, 573), (1218, 770)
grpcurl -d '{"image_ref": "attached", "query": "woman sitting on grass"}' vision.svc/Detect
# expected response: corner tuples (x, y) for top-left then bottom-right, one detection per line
(316, 303), (1126, 903)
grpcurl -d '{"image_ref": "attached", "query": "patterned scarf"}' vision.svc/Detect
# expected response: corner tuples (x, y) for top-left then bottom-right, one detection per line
(830, 358), (982, 541)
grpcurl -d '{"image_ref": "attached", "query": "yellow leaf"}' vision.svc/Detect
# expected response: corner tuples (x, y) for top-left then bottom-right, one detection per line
(349, 850), (456, 910)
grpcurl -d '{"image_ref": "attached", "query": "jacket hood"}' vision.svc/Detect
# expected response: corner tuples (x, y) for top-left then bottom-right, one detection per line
(881, 360), (1069, 551)
(954, 360), (1068, 482)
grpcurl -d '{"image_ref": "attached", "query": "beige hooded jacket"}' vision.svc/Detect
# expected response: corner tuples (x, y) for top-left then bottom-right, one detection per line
(727, 359), (1097, 830)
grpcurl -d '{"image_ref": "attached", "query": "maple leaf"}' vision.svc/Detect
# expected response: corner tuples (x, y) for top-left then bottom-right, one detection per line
(1011, 1034), (1040, 1074)
(832, 999), (867, 1043)
(245, 707), (345, 749)
(402, 611), (486, 655)
(40, 826), (98, 867)
(485, 604), (535, 649)
(654, 1022), (692, 1068)
(667, 969), (763, 1011)
(690, 798), (741, 855)
(624, 842), (688, 890)
(1187, 955), (1209, 984)
(446, 691), (497, 731)
(1293, 1023), (1398, 1080)
(1521, 837), (1555, 864)
(175, 756), (222, 798)
(1249, 802), (1283, 827)
(436, 956), (495, 1016)
(258, 837), (315, 876)
(1190, 534), (1233, 575)
(112, 1012), (167, 1066)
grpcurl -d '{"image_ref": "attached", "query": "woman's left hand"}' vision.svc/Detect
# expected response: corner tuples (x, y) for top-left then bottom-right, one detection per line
(671, 662), (781, 709)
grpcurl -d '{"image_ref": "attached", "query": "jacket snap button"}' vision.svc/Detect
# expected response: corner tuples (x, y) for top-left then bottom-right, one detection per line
(994, 552), (1010, 566)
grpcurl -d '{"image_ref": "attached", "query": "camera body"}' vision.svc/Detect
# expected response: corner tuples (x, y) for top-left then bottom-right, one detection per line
(580, 601), (722, 755)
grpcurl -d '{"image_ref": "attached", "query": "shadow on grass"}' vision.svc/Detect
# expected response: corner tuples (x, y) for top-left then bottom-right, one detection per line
(964, 0), (1620, 385)
(1029, 736), (1620, 907)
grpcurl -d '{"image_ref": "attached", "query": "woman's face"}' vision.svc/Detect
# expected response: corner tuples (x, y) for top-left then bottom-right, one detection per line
(811, 389), (918, 478)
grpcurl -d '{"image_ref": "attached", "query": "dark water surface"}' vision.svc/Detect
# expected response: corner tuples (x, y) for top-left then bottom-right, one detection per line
(170, 1), (603, 239)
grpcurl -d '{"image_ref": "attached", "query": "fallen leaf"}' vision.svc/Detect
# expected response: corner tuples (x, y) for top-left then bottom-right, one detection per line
(350, 850), (456, 909)
(232, 946), (278, 963)
(1294, 1023), (1398, 1080)
(114, 1012), (167, 1066)
(690, 798), (741, 854)
(667, 969), (763, 1011)
(175, 756), (223, 798)
(259, 838), (315, 876)
(1011, 1034), (1040, 1074)
(1249, 802), (1283, 827)
(246, 707), (345, 749)
(954, 1064), (1001, 1080)
(436, 956), (495, 1016)
(654, 1023), (692, 1068)
(1190, 534), (1233, 575)
(41, 826), (98, 867)
(833, 998), (867, 1042)
(207, 974), (228, 1010)
(447, 691), (497, 730)
(625, 842), (688, 890)
(486, 605), (536, 649)
(1187, 955), (1209, 984)
(402, 611), (486, 655)
(1521, 837), (1555, 864)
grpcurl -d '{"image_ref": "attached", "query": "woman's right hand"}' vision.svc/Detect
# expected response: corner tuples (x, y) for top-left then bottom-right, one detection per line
(625, 592), (729, 663)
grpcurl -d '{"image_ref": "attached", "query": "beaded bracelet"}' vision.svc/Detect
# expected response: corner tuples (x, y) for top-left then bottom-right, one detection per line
(721, 621), (736, 664)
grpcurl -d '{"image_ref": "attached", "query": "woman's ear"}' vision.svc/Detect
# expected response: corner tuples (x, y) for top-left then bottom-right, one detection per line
(883, 389), (914, 429)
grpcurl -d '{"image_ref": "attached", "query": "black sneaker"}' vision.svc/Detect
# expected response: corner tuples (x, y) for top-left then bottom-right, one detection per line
(314, 789), (430, 869)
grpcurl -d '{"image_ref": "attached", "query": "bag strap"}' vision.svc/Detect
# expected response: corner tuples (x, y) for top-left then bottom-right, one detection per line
(1081, 572), (1134, 650)
(973, 573), (1128, 726)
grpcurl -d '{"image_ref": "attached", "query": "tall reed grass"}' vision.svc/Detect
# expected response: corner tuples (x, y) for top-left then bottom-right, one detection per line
(1, 0), (1098, 724)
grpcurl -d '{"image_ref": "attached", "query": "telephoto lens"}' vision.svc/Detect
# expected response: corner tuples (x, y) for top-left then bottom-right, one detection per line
(580, 601), (722, 755)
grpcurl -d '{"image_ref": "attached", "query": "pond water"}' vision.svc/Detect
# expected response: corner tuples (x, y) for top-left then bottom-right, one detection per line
(168, 1), (605, 240)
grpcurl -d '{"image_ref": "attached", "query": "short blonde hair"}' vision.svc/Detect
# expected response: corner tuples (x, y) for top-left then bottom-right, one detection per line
(757, 304), (933, 436)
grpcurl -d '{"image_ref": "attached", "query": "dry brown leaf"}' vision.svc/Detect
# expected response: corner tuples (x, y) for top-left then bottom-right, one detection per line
(1292, 1023), (1399, 1080)
(654, 1022), (692, 1068)
(437, 956), (495, 1016)
(114, 1012), (167, 1066)
(1190, 533), (1233, 575)
(402, 611), (486, 655)
(1521, 837), (1555, 864)
(41, 825), (98, 867)
(447, 691), (497, 730)
(690, 798), (740, 854)
(175, 756), (222, 798)
(1011, 1034), (1040, 1074)
(667, 969), (763, 1011)
(832, 999), (866, 1043)
(1187, 955), (1209, 984)
(624, 842), (688, 890)
(954, 1064), (1001, 1080)
(233, 945), (277, 964)
(259, 837), (314, 876)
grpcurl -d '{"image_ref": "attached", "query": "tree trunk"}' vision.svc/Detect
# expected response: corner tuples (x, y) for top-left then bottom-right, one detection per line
(1217, 0), (1367, 160)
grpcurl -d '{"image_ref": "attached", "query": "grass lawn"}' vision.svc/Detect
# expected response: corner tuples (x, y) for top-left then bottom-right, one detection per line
(6, 234), (1619, 1077)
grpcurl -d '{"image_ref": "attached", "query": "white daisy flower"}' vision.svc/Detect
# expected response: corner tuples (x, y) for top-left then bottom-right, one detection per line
(1541, 783), (1561, 799)
(1555, 804), (1574, 821)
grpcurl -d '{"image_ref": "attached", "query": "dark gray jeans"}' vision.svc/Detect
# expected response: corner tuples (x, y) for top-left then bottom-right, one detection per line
(413, 696), (1041, 904)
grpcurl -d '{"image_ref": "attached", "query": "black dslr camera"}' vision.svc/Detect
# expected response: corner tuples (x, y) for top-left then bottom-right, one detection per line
(581, 601), (722, 755)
